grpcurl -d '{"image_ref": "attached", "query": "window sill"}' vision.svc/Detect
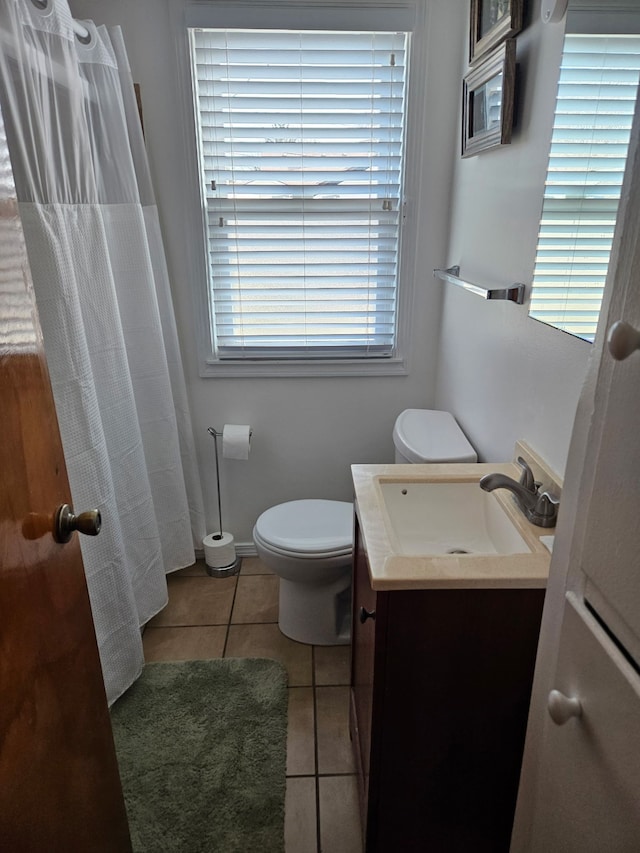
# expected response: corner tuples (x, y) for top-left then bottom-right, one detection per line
(199, 355), (409, 378)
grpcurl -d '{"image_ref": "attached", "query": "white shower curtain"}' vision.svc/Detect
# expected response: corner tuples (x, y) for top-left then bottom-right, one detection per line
(0, 0), (206, 704)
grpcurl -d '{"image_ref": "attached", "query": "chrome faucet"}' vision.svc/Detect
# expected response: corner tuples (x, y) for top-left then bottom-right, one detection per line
(479, 457), (559, 528)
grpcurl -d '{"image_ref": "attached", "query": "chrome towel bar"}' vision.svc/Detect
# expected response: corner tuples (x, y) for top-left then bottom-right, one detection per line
(434, 266), (525, 305)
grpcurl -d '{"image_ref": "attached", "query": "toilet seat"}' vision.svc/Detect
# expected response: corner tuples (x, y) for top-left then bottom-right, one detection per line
(253, 527), (351, 561)
(254, 499), (353, 556)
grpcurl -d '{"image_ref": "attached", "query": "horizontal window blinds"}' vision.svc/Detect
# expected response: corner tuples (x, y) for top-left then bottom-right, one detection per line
(190, 29), (407, 359)
(529, 34), (640, 342)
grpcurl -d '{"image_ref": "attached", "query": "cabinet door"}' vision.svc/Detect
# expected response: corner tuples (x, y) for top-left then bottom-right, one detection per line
(350, 529), (378, 813)
(577, 131), (640, 660)
(530, 594), (640, 851)
(580, 326), (640, 660)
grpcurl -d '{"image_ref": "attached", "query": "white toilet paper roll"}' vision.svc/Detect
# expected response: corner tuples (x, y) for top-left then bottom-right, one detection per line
(203, 532), (236, 568)
(222, 424), (252, 460)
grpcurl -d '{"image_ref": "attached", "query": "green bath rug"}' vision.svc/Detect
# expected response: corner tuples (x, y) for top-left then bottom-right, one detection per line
(110, 658), (288, 853)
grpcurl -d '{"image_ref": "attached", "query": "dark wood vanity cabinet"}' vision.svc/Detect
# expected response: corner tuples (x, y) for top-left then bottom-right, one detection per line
(350, 518), (545, 853)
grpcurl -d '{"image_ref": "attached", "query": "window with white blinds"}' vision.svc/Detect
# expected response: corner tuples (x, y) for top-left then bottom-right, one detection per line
(189, 28), (408, 360)
(529, 34), (640, 342)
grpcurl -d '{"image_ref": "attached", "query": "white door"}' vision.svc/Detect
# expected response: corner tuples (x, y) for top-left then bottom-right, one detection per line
(519, 65), (640, 853)
(529, 595), (640, 851)
(577, 189), (640, 665)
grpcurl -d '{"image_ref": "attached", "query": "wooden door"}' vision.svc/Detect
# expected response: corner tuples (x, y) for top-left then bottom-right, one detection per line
(0, 107), (131, 850)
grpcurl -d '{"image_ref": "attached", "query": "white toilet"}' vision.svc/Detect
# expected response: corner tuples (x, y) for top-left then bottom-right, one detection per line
(252, 409), (476, 646)
(253, 499), (353, 646)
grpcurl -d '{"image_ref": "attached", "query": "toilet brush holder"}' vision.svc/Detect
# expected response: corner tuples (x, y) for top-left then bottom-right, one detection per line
(205, 427), (242, 577)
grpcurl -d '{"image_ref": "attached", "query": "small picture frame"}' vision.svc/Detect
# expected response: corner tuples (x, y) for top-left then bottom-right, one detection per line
(469, 0), (523, 64)
(462, 39), (516, 158)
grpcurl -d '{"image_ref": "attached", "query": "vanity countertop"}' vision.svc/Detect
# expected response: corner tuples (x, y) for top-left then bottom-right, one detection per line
(352, 460), (554, 591)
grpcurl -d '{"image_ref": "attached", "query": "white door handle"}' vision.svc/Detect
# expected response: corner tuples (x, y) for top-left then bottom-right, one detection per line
(547, 689), (582, 725)
(607, 320), (640, 361)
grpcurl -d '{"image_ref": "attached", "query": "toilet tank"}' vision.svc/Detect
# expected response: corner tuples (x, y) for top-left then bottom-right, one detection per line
(392, 409), (477, 464)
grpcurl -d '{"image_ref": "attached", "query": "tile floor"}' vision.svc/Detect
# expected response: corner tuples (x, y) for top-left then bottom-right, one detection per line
(144, 556), (363, 853)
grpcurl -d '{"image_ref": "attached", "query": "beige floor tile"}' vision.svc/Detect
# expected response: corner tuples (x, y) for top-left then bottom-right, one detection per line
(318, 776), (362, 853)
(231, 574), (279, 624)
(241, 555), (273, 575)
(315, 645), (352, 686)
(142, 626), (226, 662)
(147, 576), (236, 627)
(316, 686), (356, 775)
(225, 623), (313, 687)
(285, 776), (318, 853)
(287, 688), (316, 776)
(170, 559), (208, 578)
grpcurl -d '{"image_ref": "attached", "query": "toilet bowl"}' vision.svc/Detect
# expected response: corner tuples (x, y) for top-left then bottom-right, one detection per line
(253, 409), (476, 646)
(253, 499), (353, 645)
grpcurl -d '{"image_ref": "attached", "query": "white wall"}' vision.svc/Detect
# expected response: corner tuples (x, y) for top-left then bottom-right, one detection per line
(70, 0), (590, 544)
(435, 0), (591, 477)
(70, 0), (467, 545)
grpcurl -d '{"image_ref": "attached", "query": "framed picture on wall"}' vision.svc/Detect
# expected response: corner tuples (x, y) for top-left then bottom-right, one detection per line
(470, 0), (523, 64)
(462, 39), (516, 157)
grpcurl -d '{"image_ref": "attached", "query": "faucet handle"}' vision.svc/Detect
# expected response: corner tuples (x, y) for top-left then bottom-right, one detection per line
(537, 490), (559, 509)
(517, 457), (536, 493)
(532, 491), (560, 527)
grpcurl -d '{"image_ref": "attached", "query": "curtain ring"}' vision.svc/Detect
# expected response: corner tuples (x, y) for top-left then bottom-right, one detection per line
(75, 27), (92, 46)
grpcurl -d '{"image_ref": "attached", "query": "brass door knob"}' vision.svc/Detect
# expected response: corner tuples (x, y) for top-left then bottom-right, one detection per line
(53, 504), (102, 544)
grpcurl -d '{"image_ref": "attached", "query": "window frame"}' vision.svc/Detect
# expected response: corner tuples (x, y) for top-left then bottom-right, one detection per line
(179, 1), (424, 378)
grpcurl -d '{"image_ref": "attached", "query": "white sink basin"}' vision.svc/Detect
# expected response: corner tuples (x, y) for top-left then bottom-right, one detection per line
(380, 481), (531, 556)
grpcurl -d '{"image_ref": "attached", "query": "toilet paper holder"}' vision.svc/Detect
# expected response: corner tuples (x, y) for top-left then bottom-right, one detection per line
(207, 426), (252, 532)
(205, 426), (252, 578)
